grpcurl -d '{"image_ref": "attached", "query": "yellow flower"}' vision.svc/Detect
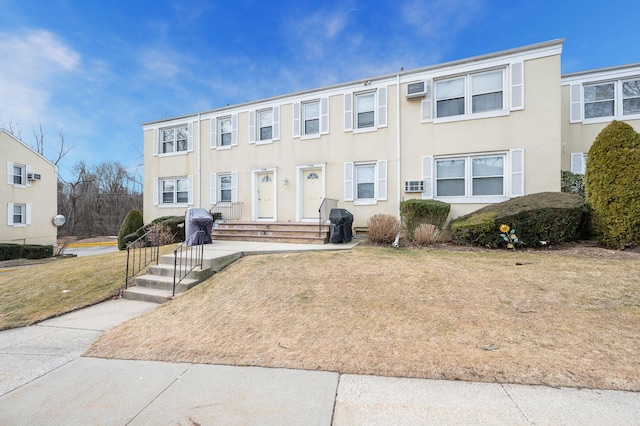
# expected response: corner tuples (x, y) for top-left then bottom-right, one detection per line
(499, 224), (510, 233)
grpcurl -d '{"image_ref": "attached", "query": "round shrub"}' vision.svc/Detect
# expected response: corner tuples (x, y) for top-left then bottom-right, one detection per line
(117, 209), (144, 250)
(367, 214), (402, 244)
(451, 192), (588, 248)
(585, 121), (640, 249)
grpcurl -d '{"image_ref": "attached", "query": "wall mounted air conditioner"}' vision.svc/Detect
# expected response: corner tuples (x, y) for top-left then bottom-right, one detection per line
(406, 81), (427, 99)
(27, 173), (41, 181)
(405, 180), (424, 192)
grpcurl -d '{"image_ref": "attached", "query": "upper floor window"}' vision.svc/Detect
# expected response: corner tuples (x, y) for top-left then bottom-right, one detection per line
(303, 101), (320, 135)
(219, 117), (232, 147)
(571, 77), (640, 123)
(161, 125), (188, 154)
(12, 163), (25, 185)
(355, 92), (375, 129)
(435, 69), (505, 119)
(258, 109), (273, 141)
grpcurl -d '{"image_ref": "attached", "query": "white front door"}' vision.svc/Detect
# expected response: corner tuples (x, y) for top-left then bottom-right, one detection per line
(257, 171), (275, 219)
(302, 169), (323, 220)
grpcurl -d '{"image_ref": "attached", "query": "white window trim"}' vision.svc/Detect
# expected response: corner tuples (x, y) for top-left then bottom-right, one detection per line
(425, 151), (523, 204)
(344, 160), (387, 205)
(210, 171), (238, 204)
(156, 123), (193, 156)
(7, 203), (30, 226)
(154, 176), (193, 207)
(250, 106), (280, 145)
(211, 114), (238, 150)
(6, 162), (28, 187)
(344, 87), (387, 133)
(569, 77), (640, 124)
(432, 67), (509, 124)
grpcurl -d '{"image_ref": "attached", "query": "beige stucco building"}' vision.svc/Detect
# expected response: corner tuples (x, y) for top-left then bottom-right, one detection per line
(141, 39), (638, 231)
(1, 130), (58, 246)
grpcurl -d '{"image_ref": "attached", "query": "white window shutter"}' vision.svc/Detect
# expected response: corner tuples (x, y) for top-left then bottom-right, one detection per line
(510, 149), (525, 197)
(25, 203), (31, 225)
(153, 129), (158, 156)
(7, 162), (13, 185)
(378, 87), (387, 128)
(210, 173), (217, 204)
(187, 122), (194, 152)
(377, 159), (387, 200)
(7, 203), (13, 225)
(570, 84), (583, 123)
(210, 118), (217, 149)
(510, 62), (524, 111)
(293, 102), (301, 138)
(231, 171), (238, 202)
(344, 93), (353, 132)
(571, 153), (586, 174)
(187, 175), (194, 205)
(153, 178), (159, 206)
(421, 80), (433, 122)
(25, 164), (32, 187)
(249, 111), (256, 144)
(344, 162), (354, 201)
(272, 106), (280, 141)
(421, 156), (434, 199)
(231, 114), (238, 146)
(320, 97), (329, 134)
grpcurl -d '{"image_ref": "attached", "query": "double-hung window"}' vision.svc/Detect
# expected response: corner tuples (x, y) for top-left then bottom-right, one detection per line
(584, 82), (615, 119)
(12, 204), (25, 225)
(258, 109), (273, 141)
(161, 125), (189, 154)
(356, 163), (375, 199)
(344, 160), (387, 204)
(435, 154), (505, 198)
(161, 177), (189, 205)
(435, 69), (505, 119)
(219, 174), (232, 202)
(11, 163), (25, 186)
(219, 117), (232, 147)
(622, 79), (640, 115)
(303, 101), (320, 135)
(355, 92), (375, 129)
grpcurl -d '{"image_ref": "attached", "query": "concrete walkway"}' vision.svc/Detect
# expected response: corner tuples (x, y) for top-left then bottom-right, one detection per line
(1, 240), (639, 424)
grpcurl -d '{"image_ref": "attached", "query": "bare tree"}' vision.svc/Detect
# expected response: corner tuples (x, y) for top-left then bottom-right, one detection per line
(1, 119), (23, 140)
(32, 120), (72, 165)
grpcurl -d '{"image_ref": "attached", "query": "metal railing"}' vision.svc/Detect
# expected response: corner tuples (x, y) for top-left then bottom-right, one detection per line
(210, 202), (243, 221)
(318, 198), (338, 236)
(125, 228), (160, 289)
(172, 229), (206, 297)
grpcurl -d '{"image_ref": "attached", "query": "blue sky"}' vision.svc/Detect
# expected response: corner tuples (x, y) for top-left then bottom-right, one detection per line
(1, 0), (638, 183)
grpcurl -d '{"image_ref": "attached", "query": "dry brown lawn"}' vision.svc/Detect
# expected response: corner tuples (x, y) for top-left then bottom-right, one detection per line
(86, 245), (640, 391)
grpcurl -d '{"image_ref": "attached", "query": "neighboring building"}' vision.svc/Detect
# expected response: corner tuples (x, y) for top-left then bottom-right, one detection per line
(140, 39), (640, 232)
(143, 39), (566, 229)
(561, 63), (640, 174)
(1, 130), (58, 246)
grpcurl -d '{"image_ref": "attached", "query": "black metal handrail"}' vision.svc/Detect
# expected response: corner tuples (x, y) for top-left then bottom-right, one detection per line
(172, 229), (206, 297)
(210, 201), (243, 221)
(125, 228), (160, 289)
(318, 198), (338, 236)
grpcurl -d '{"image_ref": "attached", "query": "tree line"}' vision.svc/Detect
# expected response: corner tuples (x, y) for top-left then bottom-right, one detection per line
(3, 120), (143, 237)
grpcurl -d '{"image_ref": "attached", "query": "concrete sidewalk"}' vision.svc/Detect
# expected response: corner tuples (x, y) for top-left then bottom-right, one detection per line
(1, 241), (639, 424)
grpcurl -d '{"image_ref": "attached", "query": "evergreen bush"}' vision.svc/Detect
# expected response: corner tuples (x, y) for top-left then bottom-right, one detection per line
(451, 192), (588, 248)
(561, 171), (585, 199)
(117, 209), (144, 250)
(400, 199), (450, 240)
(585, 120), (640, 249)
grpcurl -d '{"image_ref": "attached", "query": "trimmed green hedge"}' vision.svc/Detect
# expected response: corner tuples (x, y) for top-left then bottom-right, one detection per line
(0, 244), (54, 260)
(585, 120), (640, 249)
(451, 192), (588, 248)
(117, 209), (144, 250)
(400, 199), (450, 240)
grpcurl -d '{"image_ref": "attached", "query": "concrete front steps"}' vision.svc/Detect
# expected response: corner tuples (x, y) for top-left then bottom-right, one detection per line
(212, 221), (330, 244)
(122, 249), (245, 304)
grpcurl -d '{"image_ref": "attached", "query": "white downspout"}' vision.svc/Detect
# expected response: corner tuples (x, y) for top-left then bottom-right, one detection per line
(197, 113), (202, 208)
(393, 74), (402, 248)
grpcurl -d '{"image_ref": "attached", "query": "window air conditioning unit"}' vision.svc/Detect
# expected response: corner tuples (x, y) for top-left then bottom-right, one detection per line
(405, 180), (424, 192)
(27, 173), (41, 181)
(406, 81), (427, 99)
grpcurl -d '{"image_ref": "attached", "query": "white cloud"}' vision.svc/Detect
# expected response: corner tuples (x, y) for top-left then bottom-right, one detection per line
(400, 0), (484, 38)
(0, 29), (80, 124)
